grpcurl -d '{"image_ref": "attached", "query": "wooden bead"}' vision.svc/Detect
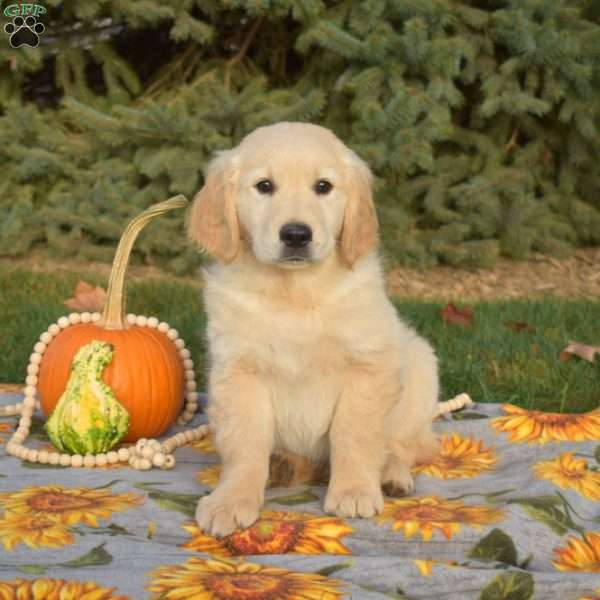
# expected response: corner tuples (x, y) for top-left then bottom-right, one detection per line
(48, 453), (60, 465)
(138, 458), (152, 470)
(118, 448), (130, 462)
(186, 380), (197, 392)
(183, 430), (196, 442)
(141, 445), (154, 459)
(29, 352), (42, 365)
(126, 313), (137, 324)
(58, 316), (70, 329)
(167, 328), (179, 340)
(175, 338), (185, 349)
(147, 317), (159, 328)
(80, 312), (92, 323)
(23, 397), (36, 409)
(26, 449), (38, 462)
(17, 447), (28, 459)
(135, 315), (148, 327)
(26, 374), (38, 386)
(71, 454), (84, 467)
(179, 349), (191, 361)
(184, 369), (196, 381)
(158, 322), (169, 333)
(91, 312), (101, 322)
(107, 451), (119, 464)
(34, 342), (46, 354)
(48, 324), (61, 336)
(96, 454), (108, 467)
(183, 359), (194, 370)
(60, 454), (72, 467)
(135, 440), (147, 454)
(182, 411), (195, 422)
(16, 427), (29, 437)
(40, 332), (53, 344)
(83, 455), (96, 468)
(149, 440), (162, 451)
(24, 385), (36, 397)
(6, 442), (16, 454)
(38, 450), (49, 464)
(12, 433), (24, 444)
(164, 455), (176, 469)
(27, 364), (39, 376)
(152, 452), (166, 467)
(19, 416), (31, 429)
(185, 402), (199, 414)
(68, 312), (82, 324)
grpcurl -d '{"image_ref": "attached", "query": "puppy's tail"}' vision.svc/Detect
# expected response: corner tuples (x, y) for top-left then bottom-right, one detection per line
(436, 393), (473, 417)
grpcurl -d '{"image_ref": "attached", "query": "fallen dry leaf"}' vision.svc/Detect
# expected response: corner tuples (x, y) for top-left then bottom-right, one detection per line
(504, 320), (536, 334)
(64, 280), (107, 312)
(441, 303), (473, 327)
(559, 341), (600, 364)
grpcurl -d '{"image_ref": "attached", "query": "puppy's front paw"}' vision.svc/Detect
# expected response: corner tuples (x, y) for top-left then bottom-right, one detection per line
(195, 490), (260, 538)
(324, 485), (383, 518)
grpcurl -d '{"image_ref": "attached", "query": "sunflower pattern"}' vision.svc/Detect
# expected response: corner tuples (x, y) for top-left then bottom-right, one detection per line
(490, 403), (600, 444)
(0, 421), (12, 444)
(533, 452), (600, 500)
(377, 496), (505, 541)
(197, 463), (221, 488)
(412, 433), (498, 479)
(181, 510), (353, 556)
(148, 557), (346, 599)
(0, 484), (143, 551)
(1, 394), (599, 598)
(552, 532), (600, 572)
(0, 578), (129, 599)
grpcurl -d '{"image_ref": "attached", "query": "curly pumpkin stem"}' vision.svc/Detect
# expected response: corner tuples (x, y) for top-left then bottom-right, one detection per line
(100, 195), (189, 329)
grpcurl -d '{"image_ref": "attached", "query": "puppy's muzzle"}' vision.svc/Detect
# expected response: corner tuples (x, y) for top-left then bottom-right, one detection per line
(279, 222), (313, 248)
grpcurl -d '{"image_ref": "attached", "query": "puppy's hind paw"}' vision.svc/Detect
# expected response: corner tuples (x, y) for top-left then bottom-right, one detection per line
(324, 485), (383, 518)
(381, 463), (415, 497)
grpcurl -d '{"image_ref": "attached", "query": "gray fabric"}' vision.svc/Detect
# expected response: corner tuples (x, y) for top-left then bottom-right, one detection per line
(1, 392), (599, 599)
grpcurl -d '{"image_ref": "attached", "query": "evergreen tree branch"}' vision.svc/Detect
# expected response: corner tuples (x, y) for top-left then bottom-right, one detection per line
(224, 16), (264, 91)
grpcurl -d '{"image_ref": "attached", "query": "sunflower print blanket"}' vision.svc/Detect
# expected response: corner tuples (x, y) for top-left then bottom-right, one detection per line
(1, 392), (599, 600)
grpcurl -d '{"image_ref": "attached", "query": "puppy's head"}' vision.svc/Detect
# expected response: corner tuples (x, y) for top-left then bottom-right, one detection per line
(188, 122), (378, 268)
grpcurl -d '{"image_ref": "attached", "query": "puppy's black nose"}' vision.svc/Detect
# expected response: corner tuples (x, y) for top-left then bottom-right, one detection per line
(279, 222), (313, 248)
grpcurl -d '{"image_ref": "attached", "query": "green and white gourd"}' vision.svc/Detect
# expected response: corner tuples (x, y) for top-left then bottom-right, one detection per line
(45, 341), (129, 455)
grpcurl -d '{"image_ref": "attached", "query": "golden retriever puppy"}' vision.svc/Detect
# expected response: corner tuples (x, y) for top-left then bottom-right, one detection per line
(188, 122), (440, 537)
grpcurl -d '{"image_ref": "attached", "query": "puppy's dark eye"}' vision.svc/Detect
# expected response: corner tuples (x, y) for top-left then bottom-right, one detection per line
(314, 179), (333, 195)
(255, 179), (275, 195)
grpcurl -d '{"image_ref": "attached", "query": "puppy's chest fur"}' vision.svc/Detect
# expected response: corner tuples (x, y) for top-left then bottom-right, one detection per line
(206, 284), (361, 460)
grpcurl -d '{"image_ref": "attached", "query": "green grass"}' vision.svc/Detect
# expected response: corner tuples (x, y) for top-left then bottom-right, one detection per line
(1, 267), (599, 413)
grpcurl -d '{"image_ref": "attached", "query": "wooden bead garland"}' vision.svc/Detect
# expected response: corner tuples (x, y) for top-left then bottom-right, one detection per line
(1, 313), (474, 471)
(1, 313), (210, 470)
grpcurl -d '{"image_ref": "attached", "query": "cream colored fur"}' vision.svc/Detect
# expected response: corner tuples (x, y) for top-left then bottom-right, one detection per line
(188, 122), (440, 537)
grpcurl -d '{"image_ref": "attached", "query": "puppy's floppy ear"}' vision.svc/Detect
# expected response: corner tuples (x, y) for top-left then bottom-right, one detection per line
(340, 150), (379, 267)
(187, 150), (240, 264)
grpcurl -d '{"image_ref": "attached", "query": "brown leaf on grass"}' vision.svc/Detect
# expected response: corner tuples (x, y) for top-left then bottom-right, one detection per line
(559, 341), (600, 364)
(504, 320), (536, 334)
(64, 281), (107, 312)
(441, 303), (473, 327)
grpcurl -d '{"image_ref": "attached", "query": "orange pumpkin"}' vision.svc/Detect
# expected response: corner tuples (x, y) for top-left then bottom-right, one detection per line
(37, 197), (188, 443)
